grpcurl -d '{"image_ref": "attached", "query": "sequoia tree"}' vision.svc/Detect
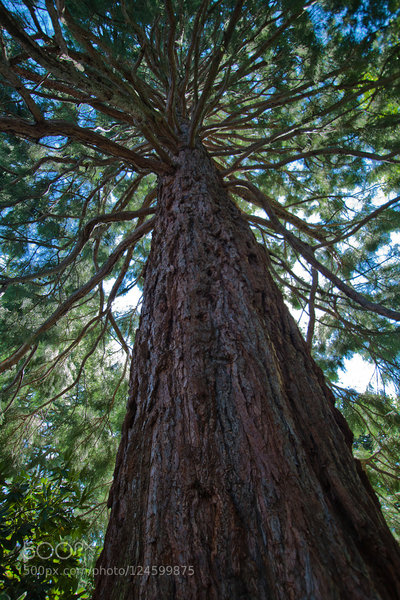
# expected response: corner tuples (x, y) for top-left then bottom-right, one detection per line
(1, 0), (400, 598)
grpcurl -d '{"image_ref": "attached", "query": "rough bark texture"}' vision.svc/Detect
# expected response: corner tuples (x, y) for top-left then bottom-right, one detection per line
(93, 142), (400, 600)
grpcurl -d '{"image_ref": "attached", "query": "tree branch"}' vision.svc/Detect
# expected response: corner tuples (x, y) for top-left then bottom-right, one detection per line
(0, 217), (155, 374)
(188, 0), (245, 145)
(0, 207), (156, 289)
(0, 117), (170, 173)
(231, 180), (400, 322)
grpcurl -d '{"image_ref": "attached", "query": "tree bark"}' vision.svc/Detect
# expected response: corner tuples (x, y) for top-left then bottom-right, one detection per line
(93, 142), (400, 600)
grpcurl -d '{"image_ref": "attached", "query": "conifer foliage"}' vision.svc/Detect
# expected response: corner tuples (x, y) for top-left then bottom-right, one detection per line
(0, 0), (400, 597)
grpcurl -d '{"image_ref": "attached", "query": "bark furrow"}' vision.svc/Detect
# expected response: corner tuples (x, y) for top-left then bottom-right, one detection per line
(94, 144), (400, 600)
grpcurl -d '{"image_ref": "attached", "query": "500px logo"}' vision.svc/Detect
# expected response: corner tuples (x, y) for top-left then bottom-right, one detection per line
(21, 540), (93, 561)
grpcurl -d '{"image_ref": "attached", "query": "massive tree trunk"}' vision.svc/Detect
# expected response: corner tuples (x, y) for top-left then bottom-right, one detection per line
(93, 141), (400, 600)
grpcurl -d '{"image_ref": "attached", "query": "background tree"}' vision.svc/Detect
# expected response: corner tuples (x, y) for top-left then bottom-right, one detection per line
(0, 0), (400, 598)
(0, 453), (99, 600)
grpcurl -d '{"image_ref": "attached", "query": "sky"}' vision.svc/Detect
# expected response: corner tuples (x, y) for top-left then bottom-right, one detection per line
(338, 355), (377, 393)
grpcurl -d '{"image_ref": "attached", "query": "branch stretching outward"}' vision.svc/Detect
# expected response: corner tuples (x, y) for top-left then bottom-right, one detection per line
(229, 180), (400, 322)
(0, 118), (171, 174)
(0, 207), (156, 290)
(188, 0), (245, 145)
(306, 267), (318, 349)
(314, 195), (400, 249)
(0, 217), (155, 374)
(223, 146), (400, 175)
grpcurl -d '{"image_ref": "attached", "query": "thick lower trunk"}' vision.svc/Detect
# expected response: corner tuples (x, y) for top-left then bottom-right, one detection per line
(93, 145), (400, 600)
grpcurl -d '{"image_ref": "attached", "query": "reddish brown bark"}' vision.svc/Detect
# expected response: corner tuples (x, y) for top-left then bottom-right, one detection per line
(93, 142), (400, 600)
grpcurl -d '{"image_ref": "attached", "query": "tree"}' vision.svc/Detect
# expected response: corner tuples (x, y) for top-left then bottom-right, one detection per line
(0, 0), (400, 598)
(0, 454), (98, 600)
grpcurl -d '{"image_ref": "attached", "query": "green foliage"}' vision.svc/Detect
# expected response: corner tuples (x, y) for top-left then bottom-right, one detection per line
(0, 455), (100, 599)
(337, 388), (400, 538)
